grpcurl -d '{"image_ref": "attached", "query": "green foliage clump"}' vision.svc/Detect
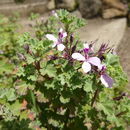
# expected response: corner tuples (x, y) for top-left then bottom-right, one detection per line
(0, 10), (129, 130)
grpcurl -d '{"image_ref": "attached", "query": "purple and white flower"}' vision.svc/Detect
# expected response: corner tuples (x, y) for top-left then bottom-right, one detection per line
(99, 64), (113, 88)
(72, 43), (101, 73)
(52, 10), (58, 18)
(46, 28), (67, 51)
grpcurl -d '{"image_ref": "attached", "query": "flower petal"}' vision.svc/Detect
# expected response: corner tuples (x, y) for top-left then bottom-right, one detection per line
(52, 42), (57, 48)
(88, 57), (101, 67)
(59, 28), (63, 33)
(57, 44), (65, 51)
(82, 62), (91, 73)
(98, 64), (106, 71)
(52, 10), (58, 18)
(72, 53), (85, 61)
(59, 28), (67, 38)
(46, 34), (57, 42)
(63, 32), (67, 38)
(83, 43), (89, 49)
(100, 74), (113, 88)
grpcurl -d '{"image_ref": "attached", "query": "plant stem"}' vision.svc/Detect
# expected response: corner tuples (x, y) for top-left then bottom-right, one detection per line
(116, 111), (127, 117)
(91, 88), (99, 107)
(29, 89), (40, 114)
(64, 109), (70, 129)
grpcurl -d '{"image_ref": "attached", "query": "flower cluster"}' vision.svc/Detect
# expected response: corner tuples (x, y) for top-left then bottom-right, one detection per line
(46, 26), (113, 88)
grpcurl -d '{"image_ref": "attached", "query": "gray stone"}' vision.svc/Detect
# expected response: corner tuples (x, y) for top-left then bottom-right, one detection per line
(47, 0), (55, 10)
(128, 11), (130, 25)
(102, 8), (127, 19)
(117, 28), (130, 86)
(0, 0), (14, 5)
(55, 0), (77, 11)
(78, 0), (102, 18)
(78, 18), (126, 50)
(0, 1), (48, 17)
(101, 0), (127, 10)
(101, 0), (128, 19)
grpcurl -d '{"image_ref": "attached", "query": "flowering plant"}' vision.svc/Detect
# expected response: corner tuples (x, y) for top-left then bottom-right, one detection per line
(0, 10), (130, 129)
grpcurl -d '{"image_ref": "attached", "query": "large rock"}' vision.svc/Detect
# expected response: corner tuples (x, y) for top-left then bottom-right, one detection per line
(101, 0), (128, 19)
(102, 8), (127, 18)
(0, 1), (48, 17)
(78, 0), (102, 18)
(78, 18), (126, 50)
(102, 0), (127, 10)
(0, 0), (14, 4)
(47, 0), (55, 10)
(55, 0), (77, 11)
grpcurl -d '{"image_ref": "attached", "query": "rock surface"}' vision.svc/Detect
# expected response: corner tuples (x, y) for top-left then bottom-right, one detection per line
(78, 18), (126, 50)
(55, 0), (77, 11)
(47, 0), (55, 10)
(102, 0), (127, 10)
(102, 8), (127, 19)
(78, 0), (102, 18)
(101, 0), (128, 19)
(0, 0), (48, 17)
(117, 28), (130, 86)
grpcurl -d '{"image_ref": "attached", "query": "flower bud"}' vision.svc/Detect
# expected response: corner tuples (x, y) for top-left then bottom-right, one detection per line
(23, 44), (29, 52)
(17, 53), (26, 61)
(70, 34), (73, 43)
(48, 55), (57, 60)
(0, 50), (4, 54)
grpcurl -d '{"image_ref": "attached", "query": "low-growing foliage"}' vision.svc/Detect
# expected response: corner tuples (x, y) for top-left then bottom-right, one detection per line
(0, 10), (130, 130)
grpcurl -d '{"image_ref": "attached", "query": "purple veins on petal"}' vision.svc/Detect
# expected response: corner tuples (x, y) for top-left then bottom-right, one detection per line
(98, 64), (113, 88)
(100, 73), (113, 88)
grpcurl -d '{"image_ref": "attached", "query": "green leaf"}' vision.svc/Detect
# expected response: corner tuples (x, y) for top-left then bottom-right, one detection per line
(35, 91), (49, 103)
(0, 58), (14, 74)
(15, 82), (28, 96)
(0, 88), (16, 101)
(19, 110), (28, 121)
(59, 96), (70, 104)
(8, 100), (21, 116)
(48, 118), (61, 128)
(6, 88), (17, 101)
(105, 53), (119, 66)
(83, 81), (93, 92)
(27, 75), (37, 81)
(40, 64), (56, 77)
(26, 56), (35, 64)
(97, 102), (114, 116)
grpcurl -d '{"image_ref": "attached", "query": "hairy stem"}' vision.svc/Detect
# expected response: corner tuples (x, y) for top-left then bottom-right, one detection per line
(29, 89), (40, 114)
(116, 111), (127, 117)
(91, 88), (99, 107)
